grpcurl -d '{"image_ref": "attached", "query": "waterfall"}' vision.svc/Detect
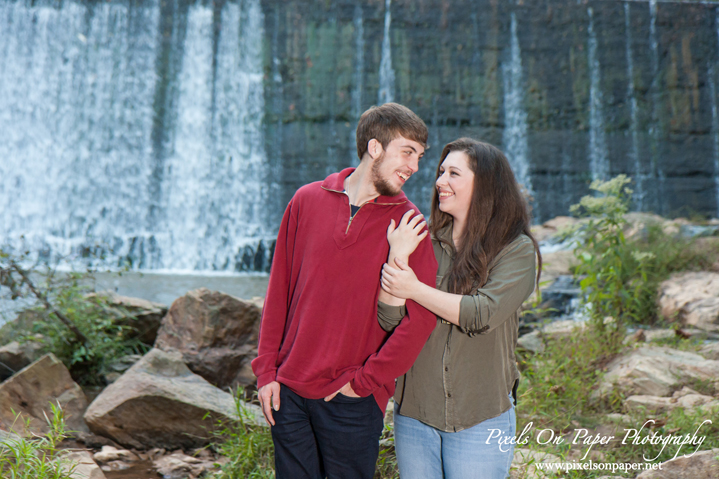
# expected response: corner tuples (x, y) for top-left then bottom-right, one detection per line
(587, 7), (609, 182)
(0, 0), (160, 266)
(502, 12), (532, 195)
(349, 4), (364, 164)
(649, 0), (664, 213)
(0, 0), (270, 273)
(378, 0), (395, 104)
(625, 3), (643, 209)
(714, 8), (719, 217)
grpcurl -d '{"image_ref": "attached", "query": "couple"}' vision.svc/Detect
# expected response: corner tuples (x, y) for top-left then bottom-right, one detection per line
(251, 103), (540, 479)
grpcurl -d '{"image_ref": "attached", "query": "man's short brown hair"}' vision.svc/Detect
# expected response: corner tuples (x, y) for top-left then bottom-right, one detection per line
(356, 103), (429, 160)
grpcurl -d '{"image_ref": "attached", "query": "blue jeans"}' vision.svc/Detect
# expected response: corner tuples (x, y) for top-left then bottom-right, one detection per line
(394, 401), (516, 479)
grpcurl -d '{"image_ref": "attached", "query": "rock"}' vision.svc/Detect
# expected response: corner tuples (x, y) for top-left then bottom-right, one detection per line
(59, 450), (107, 479)
(510, 448), (562, 478)
(643, 329), (676, 342)
(541, 319), (586, 338)
(517, 331), (545, 354)
(103, 354), (142, 384)
(624, 388), (718, 414)
(88, 291), (167, 344)
(154, 288), (261, 389)
(658, 272), (719, 332)
(84, 348), (263, 450)
(0, 353), (88, 436)
(0, 336), (44, 381)
(93, 445), (139, 464)
(74, 431), (120, 449)
(596, 346), (719, 398)
(699, 342), (719, 360)
(153, 450), (220, 479)
(636, 448), (719, 479)
(532, 216), (579, 243)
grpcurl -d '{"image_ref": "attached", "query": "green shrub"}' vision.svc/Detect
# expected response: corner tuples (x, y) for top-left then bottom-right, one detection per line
(0, 403), (75, 479)
(0, 251), (148, 385)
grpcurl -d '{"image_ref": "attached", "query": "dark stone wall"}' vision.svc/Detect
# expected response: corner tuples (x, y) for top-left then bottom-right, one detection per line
(260, 0), (719, 222)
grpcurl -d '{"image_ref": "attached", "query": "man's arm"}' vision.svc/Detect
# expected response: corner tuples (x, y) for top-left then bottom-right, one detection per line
(251, 199), (298, 424)
(350, 234), (438, 397)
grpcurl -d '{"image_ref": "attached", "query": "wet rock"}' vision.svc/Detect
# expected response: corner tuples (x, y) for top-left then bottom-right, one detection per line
(536, 275), (581, 317)
(636, 448), (719, 478)
(154, 288), (261, 389)
(510, 448), (562, 478)
(0, 353), (88, 435)
(658, 272), (719, 332)
(596, 346), (719, 398)
(0, 335), (44, 381)
(153, 450), (220, 479)
(93, 445), (139, 464)
(59, 450), (107, 479)
(88, 291), (167, 344)
(84, 348), (262, 450)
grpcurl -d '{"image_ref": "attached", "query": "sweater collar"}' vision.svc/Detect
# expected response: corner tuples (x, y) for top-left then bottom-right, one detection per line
(321, 167), (409, 205)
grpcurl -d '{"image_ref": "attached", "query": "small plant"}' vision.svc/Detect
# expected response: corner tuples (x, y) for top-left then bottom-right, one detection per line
(211, 389), (275, 479)
(569, 176), (655, 336)
(0, 403), (75, 479)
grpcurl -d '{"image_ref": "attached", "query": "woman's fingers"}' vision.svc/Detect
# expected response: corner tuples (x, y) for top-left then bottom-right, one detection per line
(387, 219), (396, 237)
(407, 212), (424, 229)
(399, 209), (415, 226)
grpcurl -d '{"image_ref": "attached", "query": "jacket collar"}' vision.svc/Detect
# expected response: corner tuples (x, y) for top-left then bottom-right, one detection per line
(434, 223), (456, 257)
(321, 167), (409, 205)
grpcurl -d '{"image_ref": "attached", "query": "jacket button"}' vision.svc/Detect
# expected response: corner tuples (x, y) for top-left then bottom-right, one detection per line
(444, 367), (449, 372)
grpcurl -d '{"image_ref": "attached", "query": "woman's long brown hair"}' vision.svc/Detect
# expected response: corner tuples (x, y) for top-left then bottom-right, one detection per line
(429, 138), (542, 294)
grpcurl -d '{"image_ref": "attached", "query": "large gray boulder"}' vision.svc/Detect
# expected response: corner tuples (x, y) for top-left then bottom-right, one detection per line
(596, 346), (719, 398)
(154, 288), (261, 389)
(84, 348), (262, 450)
(0, 353), (88, 435)
(658, 272), (719, 332)
(636, 448), (719, 479)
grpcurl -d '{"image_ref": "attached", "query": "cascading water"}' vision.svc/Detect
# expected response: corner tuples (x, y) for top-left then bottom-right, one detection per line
(624, 3), (643, 210)
(349, 4), (364, 163)
(710, 64), (719, 218)
(378, 0), (395, 105)
(648, 0), (664, 213)
(0, 0), (270, 273)
(714, 8), (719, 217)
(587, 7), (609, 182)
(502, 12), (532, 195)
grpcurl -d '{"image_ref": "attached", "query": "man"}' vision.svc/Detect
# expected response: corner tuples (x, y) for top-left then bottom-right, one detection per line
(251, 103), (438, 479)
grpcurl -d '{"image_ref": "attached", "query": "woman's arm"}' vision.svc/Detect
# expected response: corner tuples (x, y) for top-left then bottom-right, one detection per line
(377, 210), (427, 307)
(381, 236), (537, 334)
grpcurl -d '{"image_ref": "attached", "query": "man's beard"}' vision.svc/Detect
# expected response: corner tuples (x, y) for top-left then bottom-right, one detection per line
(371, 153), (401, 197)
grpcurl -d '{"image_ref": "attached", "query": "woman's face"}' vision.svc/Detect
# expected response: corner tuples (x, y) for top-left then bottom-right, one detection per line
(436, 150), (475, 222)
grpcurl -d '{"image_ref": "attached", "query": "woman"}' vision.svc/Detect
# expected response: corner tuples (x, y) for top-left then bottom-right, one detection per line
(377, 138), (541, 479)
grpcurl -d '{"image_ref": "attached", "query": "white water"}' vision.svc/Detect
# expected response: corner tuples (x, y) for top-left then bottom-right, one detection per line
(714, 8), (719, 216)
(0, 0), (270, 272)
(625, 4), (644, 209)
(378, 0), (395, 104)
(0, 0), (160, 264)
(349, 5), (364, 163)
(587, 7), (609, 182)
(648, 0), (665, 213)
(502, 12), (532, 194)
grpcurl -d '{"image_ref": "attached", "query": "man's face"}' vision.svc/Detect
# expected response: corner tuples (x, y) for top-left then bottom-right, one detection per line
(370, 135), (425, 196)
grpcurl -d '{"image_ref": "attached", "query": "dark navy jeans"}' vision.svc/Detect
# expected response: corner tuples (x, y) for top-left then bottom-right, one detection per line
(271, 386), (385, 479)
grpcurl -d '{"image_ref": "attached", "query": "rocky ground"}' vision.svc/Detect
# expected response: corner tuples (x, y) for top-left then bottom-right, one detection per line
(1, 214), (718, 479)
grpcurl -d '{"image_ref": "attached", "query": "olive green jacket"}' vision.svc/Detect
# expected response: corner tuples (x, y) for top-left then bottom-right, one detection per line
(378, 226), (536, 432)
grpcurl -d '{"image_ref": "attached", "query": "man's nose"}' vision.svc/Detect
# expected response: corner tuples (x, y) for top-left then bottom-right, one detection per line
(408, 156), (419, 173)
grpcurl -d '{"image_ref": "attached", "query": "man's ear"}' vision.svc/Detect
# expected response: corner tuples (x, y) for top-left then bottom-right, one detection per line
(367, 139), (383, 160)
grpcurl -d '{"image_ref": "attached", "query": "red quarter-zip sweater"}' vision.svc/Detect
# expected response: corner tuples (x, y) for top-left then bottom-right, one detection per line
(252, 168), (438, 412)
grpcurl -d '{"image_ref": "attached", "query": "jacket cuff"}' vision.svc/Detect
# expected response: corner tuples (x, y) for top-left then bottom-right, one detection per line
(377, 301), (406, 332)
(459, 294), (488, 335)
(255, 371), (277, 389)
